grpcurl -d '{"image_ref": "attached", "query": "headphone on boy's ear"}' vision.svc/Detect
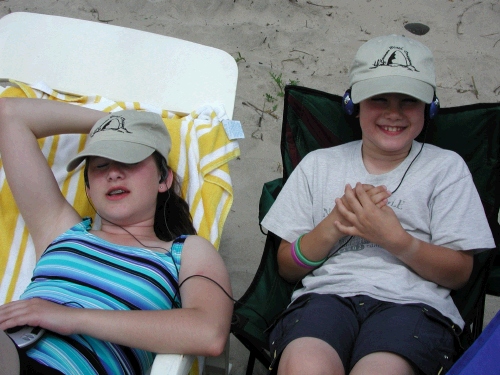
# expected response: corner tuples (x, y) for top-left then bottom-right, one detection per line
(342, 89), (358, 117)
(426, 95), (440, 121)
(342, 89), (440, 120)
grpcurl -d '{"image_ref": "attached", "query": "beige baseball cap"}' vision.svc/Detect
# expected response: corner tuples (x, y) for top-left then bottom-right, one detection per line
(349, 34), (436, 104)
(67, 110), (171, 171)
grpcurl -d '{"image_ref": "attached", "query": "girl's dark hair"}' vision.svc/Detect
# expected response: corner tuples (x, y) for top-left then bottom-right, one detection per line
(83, 152), (196, 241)
(152, 152), (196, 241)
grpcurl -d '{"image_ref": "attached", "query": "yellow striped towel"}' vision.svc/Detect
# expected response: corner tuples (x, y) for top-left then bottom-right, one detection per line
(0, 80), (240, 305)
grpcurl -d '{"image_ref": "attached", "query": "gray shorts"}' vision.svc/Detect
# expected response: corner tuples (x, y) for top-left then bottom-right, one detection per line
(268, 293), (459, 375)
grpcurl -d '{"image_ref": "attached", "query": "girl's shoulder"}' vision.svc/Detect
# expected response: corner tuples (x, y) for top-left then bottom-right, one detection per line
(176, 234), (214, 250)
(174, 235), (223, 276)
(170, 234), (189, 254)
(175, 235), (218, 260)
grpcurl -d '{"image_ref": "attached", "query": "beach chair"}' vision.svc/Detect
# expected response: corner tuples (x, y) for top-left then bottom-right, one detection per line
(231, 85), (500, 374)
(0, 12), (239, 375)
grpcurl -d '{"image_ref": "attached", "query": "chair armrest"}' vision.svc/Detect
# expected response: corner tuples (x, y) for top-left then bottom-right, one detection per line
(148, 354), (196, 375)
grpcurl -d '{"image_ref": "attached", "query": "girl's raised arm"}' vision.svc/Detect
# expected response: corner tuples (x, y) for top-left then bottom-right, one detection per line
(0, 98), (105, 257)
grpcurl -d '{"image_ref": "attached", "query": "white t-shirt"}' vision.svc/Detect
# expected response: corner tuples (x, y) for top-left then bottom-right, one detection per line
(262, 140), (495, 327)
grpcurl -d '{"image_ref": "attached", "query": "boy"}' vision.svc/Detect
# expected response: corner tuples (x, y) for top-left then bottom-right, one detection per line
(262, 35), (495, 375)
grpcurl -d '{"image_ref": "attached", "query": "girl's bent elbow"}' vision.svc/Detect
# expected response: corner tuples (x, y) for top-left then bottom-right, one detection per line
(204, 330), (228, 357)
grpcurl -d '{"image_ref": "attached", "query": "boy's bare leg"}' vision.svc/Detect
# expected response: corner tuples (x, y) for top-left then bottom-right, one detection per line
(0, 330), (19, 375)
(278, 337), (344, 375)
(351, 352), (415, 375)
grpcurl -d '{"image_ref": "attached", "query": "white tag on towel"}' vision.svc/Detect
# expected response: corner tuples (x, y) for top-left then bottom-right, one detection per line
(222, 119), (245, 140)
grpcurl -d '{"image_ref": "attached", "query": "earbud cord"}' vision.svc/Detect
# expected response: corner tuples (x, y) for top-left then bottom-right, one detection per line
(83, 192), (266, 322)
(382, 115), (430, 194)
(296, 124), (430, 289)
(389, 140), (425, 195)
(84, 191), (184, 306)
(162, 189), (174, 241)
(84, 190), (169, 253)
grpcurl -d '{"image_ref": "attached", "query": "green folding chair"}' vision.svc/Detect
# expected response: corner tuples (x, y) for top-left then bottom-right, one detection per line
(231, 85), (500, 374)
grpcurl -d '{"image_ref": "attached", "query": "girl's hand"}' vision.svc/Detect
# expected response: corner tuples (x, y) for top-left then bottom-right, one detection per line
(0, 298), (77, 336)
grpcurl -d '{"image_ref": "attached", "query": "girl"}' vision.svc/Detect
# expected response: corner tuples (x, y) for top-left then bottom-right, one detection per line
(0, 99), (232, 375)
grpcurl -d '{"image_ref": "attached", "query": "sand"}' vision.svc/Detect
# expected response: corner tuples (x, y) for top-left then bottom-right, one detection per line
(1, 1), (498, 373)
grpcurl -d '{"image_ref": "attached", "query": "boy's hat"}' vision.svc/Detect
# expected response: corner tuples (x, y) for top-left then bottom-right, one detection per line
(349, 34), (436, 104)
(67, 110), (171, 171)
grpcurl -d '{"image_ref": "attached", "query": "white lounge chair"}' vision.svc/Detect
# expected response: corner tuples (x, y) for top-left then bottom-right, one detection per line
(0, 11), (238, 375)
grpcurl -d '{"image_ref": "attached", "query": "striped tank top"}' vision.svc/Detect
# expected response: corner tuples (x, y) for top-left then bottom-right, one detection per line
(20, 218), (184, 375)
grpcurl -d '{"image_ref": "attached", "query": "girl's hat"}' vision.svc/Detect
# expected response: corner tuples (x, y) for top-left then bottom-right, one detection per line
(66, 110), (171, 171)
(349, 34), (436, 104)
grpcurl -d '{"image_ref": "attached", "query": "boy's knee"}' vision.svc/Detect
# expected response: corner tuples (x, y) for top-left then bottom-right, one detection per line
(278, 337), (344, 375)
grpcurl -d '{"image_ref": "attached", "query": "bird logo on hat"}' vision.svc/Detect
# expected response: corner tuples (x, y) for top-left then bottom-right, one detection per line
(372, 46), (418, 72)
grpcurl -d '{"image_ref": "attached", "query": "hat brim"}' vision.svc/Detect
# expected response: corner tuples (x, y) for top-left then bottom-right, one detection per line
(66, 141), (155, 171)
(351, 75), (434, 104)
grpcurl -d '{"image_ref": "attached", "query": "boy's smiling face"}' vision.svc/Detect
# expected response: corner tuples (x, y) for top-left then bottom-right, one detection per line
(358, 93), (426, 159)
